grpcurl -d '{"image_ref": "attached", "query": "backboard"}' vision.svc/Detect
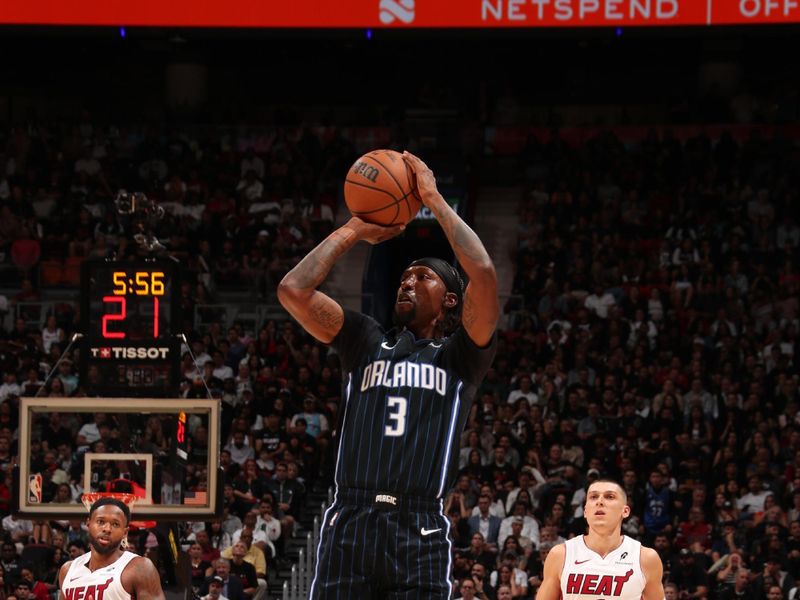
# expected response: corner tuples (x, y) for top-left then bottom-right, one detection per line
(14, 397), (221, 520)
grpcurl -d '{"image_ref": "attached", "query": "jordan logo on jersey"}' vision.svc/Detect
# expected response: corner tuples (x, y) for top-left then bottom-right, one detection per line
(360, 360), (447, 396)
(63, 578), (114, 600)
(565, 569), (634, 596)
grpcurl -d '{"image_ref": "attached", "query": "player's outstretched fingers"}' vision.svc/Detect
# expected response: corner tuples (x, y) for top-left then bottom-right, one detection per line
(402, 151), (437, 202)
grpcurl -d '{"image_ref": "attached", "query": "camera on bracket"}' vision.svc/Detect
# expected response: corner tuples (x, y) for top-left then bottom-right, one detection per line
(115, 190), (166, 219)
(115, 190), (167, 254)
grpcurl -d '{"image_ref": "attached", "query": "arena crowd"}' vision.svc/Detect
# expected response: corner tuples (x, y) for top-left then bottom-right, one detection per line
(0, 118), (799, 600)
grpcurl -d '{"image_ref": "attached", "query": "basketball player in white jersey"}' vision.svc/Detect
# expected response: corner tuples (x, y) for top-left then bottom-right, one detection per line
(58, 498), (165, 600)
(537, 479), (665, 600)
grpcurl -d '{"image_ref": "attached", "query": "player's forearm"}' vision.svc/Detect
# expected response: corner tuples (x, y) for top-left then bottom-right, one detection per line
(279, 224), (359, 293)
(425, 193), (494, 278)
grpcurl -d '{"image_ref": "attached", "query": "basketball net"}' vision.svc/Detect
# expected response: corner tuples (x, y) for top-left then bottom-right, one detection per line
(81, 492), (155, 548)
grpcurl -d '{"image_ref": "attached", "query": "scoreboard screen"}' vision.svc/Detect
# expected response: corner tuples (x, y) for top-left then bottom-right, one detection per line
(80, 259), (180, 397)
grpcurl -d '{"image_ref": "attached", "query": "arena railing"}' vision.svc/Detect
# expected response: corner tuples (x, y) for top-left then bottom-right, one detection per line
(282, 489), (328, 600)
(6, 301), (57, 331)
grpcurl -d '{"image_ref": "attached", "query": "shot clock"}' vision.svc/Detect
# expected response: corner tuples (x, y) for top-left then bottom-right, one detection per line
(101, 270), (167, 340)
(81, 259), (180, 396)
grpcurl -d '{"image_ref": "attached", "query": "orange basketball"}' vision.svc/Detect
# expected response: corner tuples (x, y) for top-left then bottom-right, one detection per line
(344, 149), (422, 226)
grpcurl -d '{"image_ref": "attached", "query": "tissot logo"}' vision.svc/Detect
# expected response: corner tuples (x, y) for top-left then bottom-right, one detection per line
(91, 346), (170, 360)
(379, 0), (415, 24)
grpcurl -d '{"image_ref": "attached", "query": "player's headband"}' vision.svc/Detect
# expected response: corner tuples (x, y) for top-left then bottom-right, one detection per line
(408, 257), (464, 303)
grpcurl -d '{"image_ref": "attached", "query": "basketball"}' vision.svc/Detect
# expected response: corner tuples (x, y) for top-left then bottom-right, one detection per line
(344, 149), (422, 226)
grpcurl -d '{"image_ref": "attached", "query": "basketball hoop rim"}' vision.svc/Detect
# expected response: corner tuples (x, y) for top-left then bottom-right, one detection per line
(81, 492), (139, 513)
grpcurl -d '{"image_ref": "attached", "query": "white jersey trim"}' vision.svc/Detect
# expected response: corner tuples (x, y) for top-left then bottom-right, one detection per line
(436, 380), (463, 498)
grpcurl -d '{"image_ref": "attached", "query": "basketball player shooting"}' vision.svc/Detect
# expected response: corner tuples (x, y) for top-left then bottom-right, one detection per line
(58, 498), (165, 600)
(278, 151), (499, 598)
(537, 479), (665, 600)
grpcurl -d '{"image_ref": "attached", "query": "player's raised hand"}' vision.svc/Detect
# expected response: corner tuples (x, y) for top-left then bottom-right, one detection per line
(402, 150), (439, 205)
(346, 216), (405, 245)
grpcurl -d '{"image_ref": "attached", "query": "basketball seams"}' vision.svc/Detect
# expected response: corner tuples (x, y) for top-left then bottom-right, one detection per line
(369, 150), (418, 224)
(345, 181), (416, 225)
(344, 178), (402, 221)
(345, 149), (422, 225)
(365, 152), (407, 198)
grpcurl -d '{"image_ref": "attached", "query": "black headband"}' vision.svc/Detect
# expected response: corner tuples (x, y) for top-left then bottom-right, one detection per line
(408, 257), (464, 303)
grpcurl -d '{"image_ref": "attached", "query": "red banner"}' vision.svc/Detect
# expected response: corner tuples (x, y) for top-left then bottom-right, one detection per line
(1, 0), (799, 27)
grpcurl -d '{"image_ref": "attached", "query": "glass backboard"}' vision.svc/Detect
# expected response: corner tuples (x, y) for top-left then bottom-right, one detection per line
(15, 397), (221, 520)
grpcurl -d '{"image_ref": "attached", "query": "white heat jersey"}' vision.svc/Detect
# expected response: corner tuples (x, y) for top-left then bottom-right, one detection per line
(560, 535), (646, 600)
(62, 551), (140, 600)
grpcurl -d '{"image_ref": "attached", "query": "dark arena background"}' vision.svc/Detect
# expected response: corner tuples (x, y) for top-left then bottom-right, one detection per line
(1, 1), (800, 599)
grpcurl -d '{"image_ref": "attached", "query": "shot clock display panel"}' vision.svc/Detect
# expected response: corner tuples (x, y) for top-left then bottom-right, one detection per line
(81, 259), (180, 396)
(82, 261), (176, 342)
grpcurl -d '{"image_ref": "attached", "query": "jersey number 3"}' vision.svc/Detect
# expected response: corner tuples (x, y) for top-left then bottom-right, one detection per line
(384, 396), (407, 437)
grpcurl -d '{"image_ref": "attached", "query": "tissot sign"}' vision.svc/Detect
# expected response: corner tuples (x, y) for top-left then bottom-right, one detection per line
(1, 0), (798, 27)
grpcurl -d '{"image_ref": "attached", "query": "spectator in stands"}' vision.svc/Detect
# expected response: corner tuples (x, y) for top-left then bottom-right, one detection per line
(482, 446), (516, 492)
(290, 395), (329, 441)
(56, 359), (78, 396)
(644, 468), (674, 541)
(10, 581), (30, 600)
(231, 513), (266, 551)
(0, 544), (19, 584)
(195, 526), (224, 563)
(670, 548), (709, 600)
(75, 412), (106, 448)
(207, 558), (243, 600)
(455, 576), (479, 600)
(716, 567), (754, 600)
(221, 531), (266, 600)
(468, 495), (502, 546)
(0, 563), (9, 600)
(463, 532), (495, 572)
(253, 499), (281, 556)
(38, 316), (63, 355)
(1, 513), (32, 550)
(236, 170), (264, 203)
(226, 542), (260, 600)
(584, 284), (616, 319)
(15, 568), (47, 600)
(225, 431), (254, 466)
(0, 374), (20, 403)
(675, 507), (712, 551)
(738, 474), (773, 518)
(264, 462), (301, 539)
(189, 542), (214, 595)
(498, 502), (539, 553)
(752, 555), (796, 599)
(200, 576), (228, 600)
(231, 459), (266, 512)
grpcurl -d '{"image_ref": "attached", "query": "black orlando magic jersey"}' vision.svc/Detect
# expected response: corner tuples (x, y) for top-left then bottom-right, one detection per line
(329, 309), (496, 499)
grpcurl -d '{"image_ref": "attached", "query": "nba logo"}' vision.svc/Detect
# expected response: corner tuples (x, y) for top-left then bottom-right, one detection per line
(29, 474), (42, 504)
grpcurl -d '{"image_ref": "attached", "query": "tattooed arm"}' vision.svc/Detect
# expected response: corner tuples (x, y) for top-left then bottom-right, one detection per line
(122, 556), (166, 600)
(403, 151), (499, 347)
(278, 217), (405, 343)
